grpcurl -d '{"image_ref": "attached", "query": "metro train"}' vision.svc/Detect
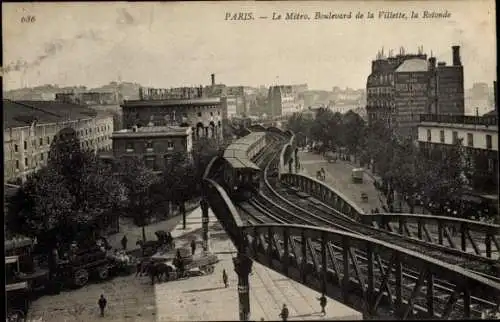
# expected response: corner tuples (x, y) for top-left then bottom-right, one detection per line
(222, 131), (268, 200)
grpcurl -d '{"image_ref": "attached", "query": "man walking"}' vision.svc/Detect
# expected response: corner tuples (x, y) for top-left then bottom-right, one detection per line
(98, 294), (107, 317)
(222, 269), (228, 288)
(191, 239), (197, 255)
(121, 235), (128, 250)
(318, 293), (327, 316)
(279, 304), (289, 321)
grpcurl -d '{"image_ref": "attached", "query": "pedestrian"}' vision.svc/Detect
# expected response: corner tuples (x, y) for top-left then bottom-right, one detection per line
(318, 293), (327, 316)
(98, 294), (107, 317)
(121, 235), (128, 250)
(222, 269), (228, 288)
(279, 304), (289, 321)
(191, 239), (197, 255)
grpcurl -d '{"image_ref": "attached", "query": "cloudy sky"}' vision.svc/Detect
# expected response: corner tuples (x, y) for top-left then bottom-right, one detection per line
(2, 1), (496, 90)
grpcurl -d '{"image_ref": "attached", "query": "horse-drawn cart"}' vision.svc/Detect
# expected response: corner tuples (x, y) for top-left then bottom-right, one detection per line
(148, 247), (219, 283)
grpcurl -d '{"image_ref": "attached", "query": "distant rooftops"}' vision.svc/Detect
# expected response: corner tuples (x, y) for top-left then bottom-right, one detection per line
(420, 113), (497, 127)
(122, 97), (222, 107)
(395, 58), (429, 72)
(3, 99), (107, 129)
(112, 125), (191, 137)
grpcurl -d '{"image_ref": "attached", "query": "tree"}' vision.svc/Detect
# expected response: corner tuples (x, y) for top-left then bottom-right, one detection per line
(341, 110), (366, 162)
(163, 152), (199, 229)
(192, 137), (224, 181)
(115, 156), (160, 241)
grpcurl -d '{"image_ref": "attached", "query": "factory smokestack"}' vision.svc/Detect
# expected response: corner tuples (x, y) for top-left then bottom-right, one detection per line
(211, 74), (215, 86)
(452, 45), (461, 66)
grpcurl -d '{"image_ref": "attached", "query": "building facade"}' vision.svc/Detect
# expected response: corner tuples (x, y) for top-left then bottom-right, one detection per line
(111, 125), (192, 172)
(121, 93), (226, 142)
(417, 114), (498, 194)
(366, 46), (465, 138)
(4, 100), (114, 184)
(267, 85), (306, 117)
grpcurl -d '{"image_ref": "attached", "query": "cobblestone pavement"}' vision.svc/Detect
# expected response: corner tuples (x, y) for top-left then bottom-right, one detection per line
(26, 211), (191, 322)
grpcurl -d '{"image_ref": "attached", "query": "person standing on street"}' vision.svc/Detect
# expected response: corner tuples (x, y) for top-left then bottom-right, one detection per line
(98, 294), (107, 317)
(318, 293), (327, 316)
(279, 304), (289, 321)
(191, 239), (196, 255)
(222, 269), (228, 288)
(121, 235), (128, 250)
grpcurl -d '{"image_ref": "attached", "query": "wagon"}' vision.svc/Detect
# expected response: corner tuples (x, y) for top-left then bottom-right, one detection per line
(152, 247), (219, 280)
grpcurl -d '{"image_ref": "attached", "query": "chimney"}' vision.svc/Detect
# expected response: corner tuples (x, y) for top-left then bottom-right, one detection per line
(428, 57), (436, 71)
(211, 74), (215, 86)
(452, 45), (461, 66)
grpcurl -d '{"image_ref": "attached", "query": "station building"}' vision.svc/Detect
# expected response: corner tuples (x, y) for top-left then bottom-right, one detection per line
(4, 100), (114, 184)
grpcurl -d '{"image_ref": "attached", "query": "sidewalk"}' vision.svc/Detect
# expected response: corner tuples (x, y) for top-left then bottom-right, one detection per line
(154, 207), (362, 321)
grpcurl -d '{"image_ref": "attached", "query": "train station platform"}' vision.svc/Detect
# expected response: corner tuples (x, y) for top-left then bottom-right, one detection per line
(154, 207), (363, 321)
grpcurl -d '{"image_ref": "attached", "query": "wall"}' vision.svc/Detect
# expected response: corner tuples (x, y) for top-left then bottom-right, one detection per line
(4, 115), (114, 183)
(418, 123), (498, 151)
(394, 71), (429, 137)
(112, 134), (191, 171)
(121, 101), (225, 141)
(437, 66), (464, 115)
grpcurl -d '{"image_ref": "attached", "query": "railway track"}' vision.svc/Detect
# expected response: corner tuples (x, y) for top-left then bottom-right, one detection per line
(232, 142), (498, 318)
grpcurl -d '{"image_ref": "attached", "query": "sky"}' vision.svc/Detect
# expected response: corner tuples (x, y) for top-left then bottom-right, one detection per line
(2, 1), (496, 91)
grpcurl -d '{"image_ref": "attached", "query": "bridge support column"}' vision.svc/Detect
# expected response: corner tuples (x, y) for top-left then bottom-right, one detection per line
(233, 252), (253, 321)
(201, 198), (210, 251)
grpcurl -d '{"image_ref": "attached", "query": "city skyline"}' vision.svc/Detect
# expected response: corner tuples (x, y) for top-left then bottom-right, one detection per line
(2, 1), (496, 91)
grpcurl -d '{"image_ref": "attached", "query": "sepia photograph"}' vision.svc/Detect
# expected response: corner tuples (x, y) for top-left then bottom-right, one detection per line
(2, 1), (498, 321)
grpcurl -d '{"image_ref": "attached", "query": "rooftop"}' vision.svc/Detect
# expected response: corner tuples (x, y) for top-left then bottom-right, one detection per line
(122, 97), (222, 107)
(420, 114), (498, 127)
(395, 58), (429, 73)
(3, 99), (102, 129)
(112, 125), (191, 137)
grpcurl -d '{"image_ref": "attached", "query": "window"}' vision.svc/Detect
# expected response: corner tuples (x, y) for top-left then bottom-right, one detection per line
(210, 112), (213, 116)
(14, 144), (18, 152)
(23, 141), (27, 149)
(126, 142), (134, 152)
(145, 157), (155, 170)
(452, 131), (458, 144)
(32, 140), (36, 148)
(146, 141), (153, 151)
(15, 160), (19, 170)
(467, 133), (473, 147)
(85, 129), (88, 136)
(40, 153), (44, 161)
(486, 135), (492, 149)
(427, 129), (431, 142)
(46, 137), (50, 144)
(167, 141), (174, 150)
(440, 130), (445, 143)
(39, 138), (43, 146)
(488, 159), (494, 172)
(24, 158), (28, 167)
(197, 112), (202, 117)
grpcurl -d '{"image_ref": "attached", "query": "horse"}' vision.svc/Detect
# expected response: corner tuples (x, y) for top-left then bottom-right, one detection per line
(146, 261), (174, 285)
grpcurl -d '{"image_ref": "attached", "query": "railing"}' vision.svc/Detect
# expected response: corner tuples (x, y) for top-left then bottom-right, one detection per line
(420, 114), (498, 126)
(364, 213), (500, 259)
(203, 176), (500, 319)
(281, 173), (365, 221)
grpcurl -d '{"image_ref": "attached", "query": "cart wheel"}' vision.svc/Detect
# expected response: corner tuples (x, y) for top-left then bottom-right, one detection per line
(97, 266), (110, 280)
(73, 268), (89, 287)
(205, 265), (214, 274)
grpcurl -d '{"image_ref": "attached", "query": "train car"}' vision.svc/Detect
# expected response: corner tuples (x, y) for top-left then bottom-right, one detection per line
(222, 132), (268, 200)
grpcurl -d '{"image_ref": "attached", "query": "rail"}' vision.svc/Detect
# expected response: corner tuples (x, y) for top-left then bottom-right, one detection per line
(203, 176), (500, 319)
